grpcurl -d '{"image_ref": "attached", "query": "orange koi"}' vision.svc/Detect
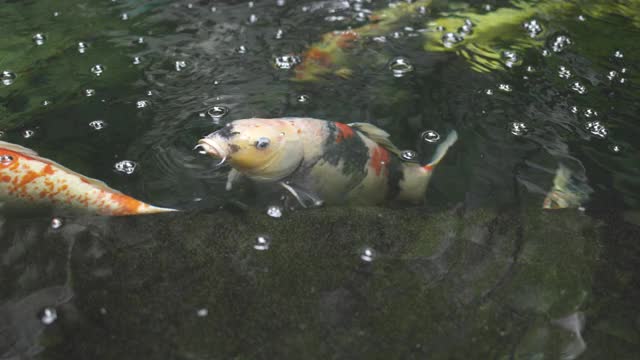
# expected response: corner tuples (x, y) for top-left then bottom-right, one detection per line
(0, 141), (176, 215)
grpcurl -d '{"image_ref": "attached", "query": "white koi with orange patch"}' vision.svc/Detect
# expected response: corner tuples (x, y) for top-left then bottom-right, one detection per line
(0, 141), (175, 215)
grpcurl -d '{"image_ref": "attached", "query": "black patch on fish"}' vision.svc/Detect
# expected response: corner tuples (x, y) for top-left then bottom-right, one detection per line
(321, 122), (370, 182)
(385, 157), (405, 200)
(229, 144), (240, 153)
(214, 125), (239, 139)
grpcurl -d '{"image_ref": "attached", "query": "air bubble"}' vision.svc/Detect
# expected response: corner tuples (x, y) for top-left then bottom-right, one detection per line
(248, 14), (258, 24)
(32, 33), (46, 46)
(40, 307), (58, 325)
(2, 70), (16, 86)
(613, 50), (624, 59)
(237, 45), (247, 54)
(51, 217), (63, 229)
(196, 308), (208, 317)
(254, 235), (271, 251)
(274, 54), (301, 70)
(421, 130), (440, 143)
(297, 94), (310, 103)
(207, 106), (229, 120)
(42, 100), (51, 106)
(91, 64), (105, 76)
(583, 108), (598, 118)
(77, 42), (88, 54)
(609, 144), (621, 153)
(84, 88), (96, 97)
(175, 61), (187, 71)
(136, 100), (150, 109)
(89, 120), (106, 130)
(400, 150), (417, 161)
(577, 15), (586, 21)
(388, 57), (414, 78)
(360, 247), (376, 262)
(133, 56), (142, 65)
(23, 130), (35, 138)
(120, 13), (128, 20)
(114, 160), (137, 175)
(484, 89), (494, 95)
(275, 29), (284, 39)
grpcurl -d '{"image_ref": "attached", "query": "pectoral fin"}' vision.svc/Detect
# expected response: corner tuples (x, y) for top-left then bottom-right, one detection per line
(226, 169), (241, 191)
(280, 182), (323, 208)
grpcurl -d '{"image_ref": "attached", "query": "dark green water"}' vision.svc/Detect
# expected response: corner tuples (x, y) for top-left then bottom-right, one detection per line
(1, 0), (639, 359)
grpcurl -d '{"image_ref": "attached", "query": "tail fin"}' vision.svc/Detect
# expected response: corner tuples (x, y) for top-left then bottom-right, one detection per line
(422, 130), (458, 171)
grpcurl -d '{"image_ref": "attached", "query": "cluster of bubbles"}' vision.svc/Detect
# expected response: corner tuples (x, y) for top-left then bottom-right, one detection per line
(570, 81), (587, 94)
(274, 54), (301, 70)
(136, 100), (150, 109)
(501, 50), (520, 68)
(498, 84), (513, 92)
(114, 160), (137, 175)
(439, 18), (473, 48)
(523, 19), (543, 38)
(549, 34), (572, 53)
(84, 88), (96, 97)
(585, 121), (608, 139)
(509, 122), (529, 136)
(388, 57), (414, 78)
(558, 66), (572, 79)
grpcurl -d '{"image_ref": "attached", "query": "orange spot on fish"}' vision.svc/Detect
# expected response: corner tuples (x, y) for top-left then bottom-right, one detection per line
(39, 191), (48, 198)
(422, 164), (434, 172)
(370, 146), (389, 176)
(1, 175), (10, 182)
(108, 193), (144, 215)
(43, 164), (55, 175)
(335, 122), (354, 143)
(335, 31), (358, 48)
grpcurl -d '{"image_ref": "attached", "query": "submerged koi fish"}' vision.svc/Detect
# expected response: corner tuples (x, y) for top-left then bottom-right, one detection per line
(0, 141), (176, 215)
(197, 118), (457, 207)
(542, 164), (592, 210)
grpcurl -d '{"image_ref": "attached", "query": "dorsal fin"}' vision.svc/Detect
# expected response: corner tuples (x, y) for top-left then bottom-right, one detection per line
(348, 122), (402, 156)
(0, 141), (39, 156)
(0, 140), (123, 194)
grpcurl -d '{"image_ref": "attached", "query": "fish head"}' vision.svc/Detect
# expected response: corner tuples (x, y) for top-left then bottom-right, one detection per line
(197, 119), (304, 181)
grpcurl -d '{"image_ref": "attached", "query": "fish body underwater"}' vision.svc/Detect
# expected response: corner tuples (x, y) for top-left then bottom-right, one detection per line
(0, 141), (176, 215)
(197, 118), (458, 207)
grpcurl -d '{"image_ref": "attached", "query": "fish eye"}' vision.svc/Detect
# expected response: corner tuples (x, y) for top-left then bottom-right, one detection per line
(255, 137), (270, 149)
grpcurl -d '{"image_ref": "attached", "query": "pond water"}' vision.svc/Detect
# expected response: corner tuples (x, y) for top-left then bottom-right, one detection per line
(1, 0), (639, 359)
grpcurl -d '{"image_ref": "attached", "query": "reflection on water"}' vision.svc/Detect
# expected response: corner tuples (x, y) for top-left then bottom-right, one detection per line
(1, 0), (639, 358)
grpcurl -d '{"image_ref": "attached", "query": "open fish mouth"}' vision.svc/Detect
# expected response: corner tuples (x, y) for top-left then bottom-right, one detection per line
(196, 137), (227, 158)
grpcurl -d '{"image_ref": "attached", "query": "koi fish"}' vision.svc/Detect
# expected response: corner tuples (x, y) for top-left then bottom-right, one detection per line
(0, 141), (176, 215)
(542, 164), (592, 210)
(196, 118), (457, 207)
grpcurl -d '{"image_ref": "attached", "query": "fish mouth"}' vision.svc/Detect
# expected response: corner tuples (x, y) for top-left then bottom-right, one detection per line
(196, 137), (228, 159)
